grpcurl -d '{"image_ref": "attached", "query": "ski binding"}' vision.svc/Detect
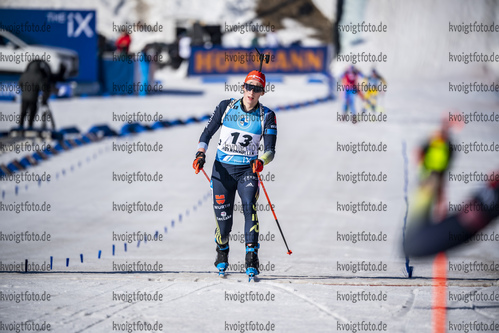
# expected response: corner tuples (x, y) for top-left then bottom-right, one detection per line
(246, 267), (258, 282)
(217, 263), (227, 278)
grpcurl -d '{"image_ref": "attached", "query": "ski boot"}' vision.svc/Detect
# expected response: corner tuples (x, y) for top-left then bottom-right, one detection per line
(214, 242), (229, 277)
(245, 243), (260, 282)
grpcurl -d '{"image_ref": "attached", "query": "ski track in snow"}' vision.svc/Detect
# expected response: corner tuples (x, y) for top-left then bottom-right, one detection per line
(261, 281), (350, 323)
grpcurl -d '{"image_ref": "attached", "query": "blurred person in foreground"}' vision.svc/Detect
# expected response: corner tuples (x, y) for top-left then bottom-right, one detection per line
(193, 70), (277, 280)
(404, 120), (499, 257)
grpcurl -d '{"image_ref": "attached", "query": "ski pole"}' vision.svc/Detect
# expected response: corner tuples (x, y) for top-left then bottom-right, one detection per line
(257, 172), (292, 255)
(201, 168), (211, 183)
(199, 167), (292, 255)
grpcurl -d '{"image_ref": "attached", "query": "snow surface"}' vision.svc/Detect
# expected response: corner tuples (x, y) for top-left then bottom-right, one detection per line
(0, 0), (499, 332)
(0, 71), (498, 332)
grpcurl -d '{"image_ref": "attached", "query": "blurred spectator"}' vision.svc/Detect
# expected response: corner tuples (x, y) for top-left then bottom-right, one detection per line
(340, 65), (364, 114)
(18, 60), (55, 130)
(191, 21), (205, 47)
(251, 33), (260, 48)
(266, 31), (279, 47)
(165, 35), (183, 70)
(179, 33), (192, 60)
(116, 31), (131, 54)
(362, 69), (387, 113)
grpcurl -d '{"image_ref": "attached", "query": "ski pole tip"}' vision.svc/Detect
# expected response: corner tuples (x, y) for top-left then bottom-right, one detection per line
(287, 250), (292, 255)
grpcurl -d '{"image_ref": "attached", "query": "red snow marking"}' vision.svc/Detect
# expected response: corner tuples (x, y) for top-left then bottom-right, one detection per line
(432, 252), (447, 333)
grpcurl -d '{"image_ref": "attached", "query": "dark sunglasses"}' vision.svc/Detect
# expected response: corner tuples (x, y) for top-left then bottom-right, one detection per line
(243, 83), (264, 93)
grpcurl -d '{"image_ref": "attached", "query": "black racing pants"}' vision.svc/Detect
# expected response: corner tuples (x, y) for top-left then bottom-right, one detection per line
(20, 99), (38, 128)
(211, 160), (259, 246)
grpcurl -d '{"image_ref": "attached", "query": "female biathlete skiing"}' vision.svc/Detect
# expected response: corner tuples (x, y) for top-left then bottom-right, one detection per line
(193, 69), (277, 280)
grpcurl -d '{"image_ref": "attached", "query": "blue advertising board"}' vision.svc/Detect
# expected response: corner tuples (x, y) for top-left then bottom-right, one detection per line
(0, 8), (97, 82)
(188, 46), (329, 75)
